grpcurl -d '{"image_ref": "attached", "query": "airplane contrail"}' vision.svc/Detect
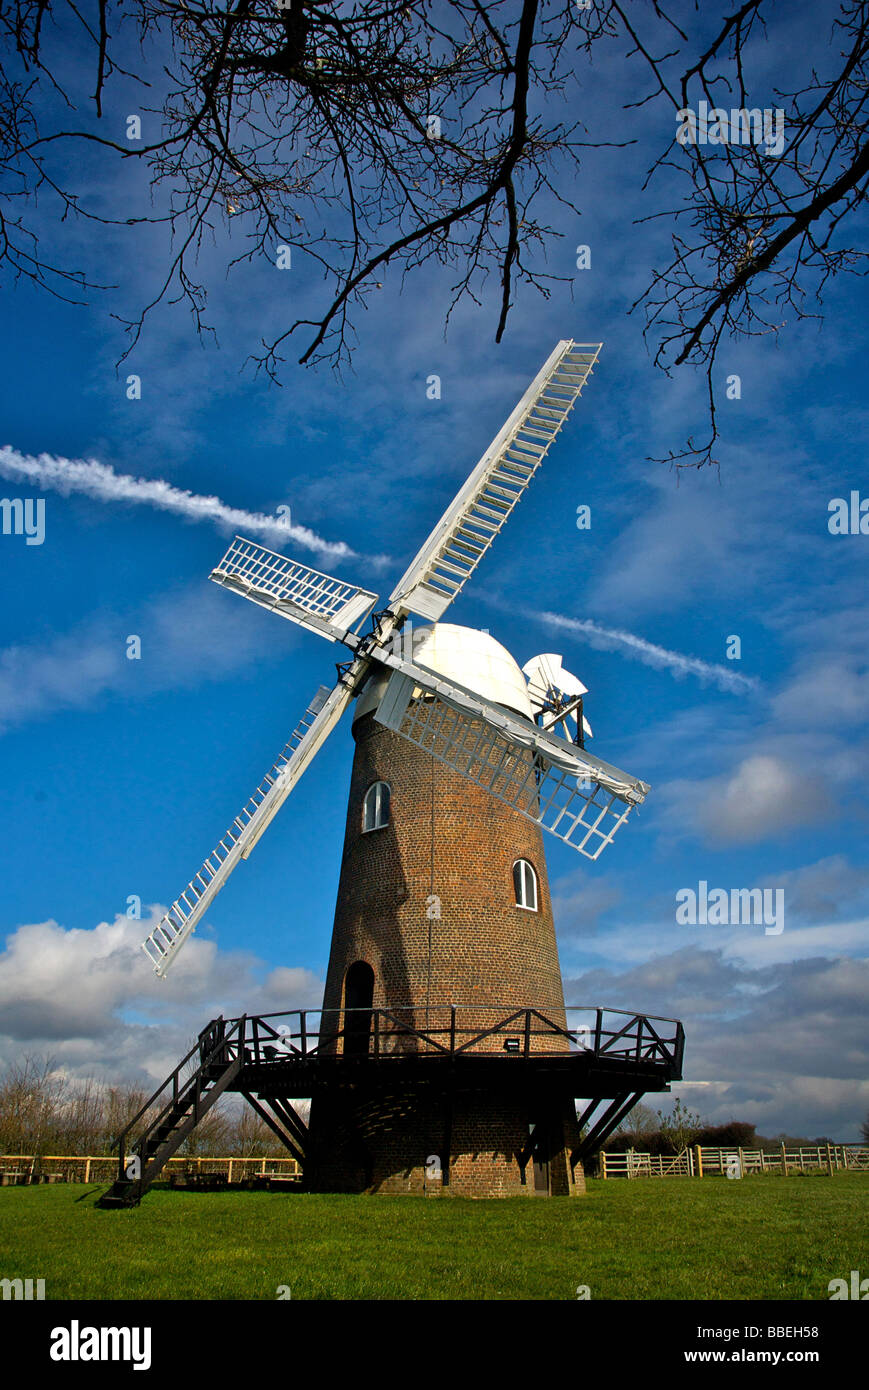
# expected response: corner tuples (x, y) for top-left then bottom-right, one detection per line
(0, 446), (383, 565)
(537, 611), (758, 693)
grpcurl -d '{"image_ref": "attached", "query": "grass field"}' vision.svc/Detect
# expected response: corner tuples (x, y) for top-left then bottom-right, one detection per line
(1, 1174), (866, 1301)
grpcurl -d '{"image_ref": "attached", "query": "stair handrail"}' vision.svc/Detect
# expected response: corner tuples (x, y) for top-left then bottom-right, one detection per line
(114, 1015), (245, 1182)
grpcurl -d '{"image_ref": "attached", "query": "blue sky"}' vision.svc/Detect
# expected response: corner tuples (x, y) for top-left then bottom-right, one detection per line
(0, 1), (867, 1139)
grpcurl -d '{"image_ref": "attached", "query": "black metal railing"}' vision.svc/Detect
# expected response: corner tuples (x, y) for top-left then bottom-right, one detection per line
(199, 1004), (684, 1074)
(114, 1014), (248, 1183)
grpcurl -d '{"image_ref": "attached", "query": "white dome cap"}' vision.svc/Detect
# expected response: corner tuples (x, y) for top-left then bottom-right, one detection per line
(354, 622), (534, 723)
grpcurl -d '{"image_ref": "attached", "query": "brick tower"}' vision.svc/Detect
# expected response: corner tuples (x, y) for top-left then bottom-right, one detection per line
(306, 625), (584, 1196)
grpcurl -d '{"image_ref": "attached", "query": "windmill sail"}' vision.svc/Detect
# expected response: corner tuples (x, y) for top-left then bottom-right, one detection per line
(211, 536), (378, 643)
(373, 658), (648, 861)
(141, 681), (354, 976)
(388, 342), (601, 621)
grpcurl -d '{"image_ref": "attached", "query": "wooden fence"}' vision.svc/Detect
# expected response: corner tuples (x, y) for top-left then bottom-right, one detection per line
(0, 1154), (301, 1185)
(599, 1149), (694, 1178)
(600, 1143), (869, 1179)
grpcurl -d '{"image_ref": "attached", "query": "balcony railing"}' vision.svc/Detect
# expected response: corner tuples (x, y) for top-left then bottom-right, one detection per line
(203, 1004), (684, 1073)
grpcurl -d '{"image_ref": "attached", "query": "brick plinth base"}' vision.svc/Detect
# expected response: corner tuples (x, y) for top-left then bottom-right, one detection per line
(306, 1080), (585, 1197)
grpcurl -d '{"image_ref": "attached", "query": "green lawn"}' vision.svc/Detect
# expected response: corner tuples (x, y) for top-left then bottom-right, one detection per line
(1, 1174), (866, 1301)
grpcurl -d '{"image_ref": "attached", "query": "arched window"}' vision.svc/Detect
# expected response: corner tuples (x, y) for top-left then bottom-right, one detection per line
(513, 858), (538, 911)
(362, 781), (391, 832)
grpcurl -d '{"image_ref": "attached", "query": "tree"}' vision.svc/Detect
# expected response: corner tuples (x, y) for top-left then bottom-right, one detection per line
(0, 1055), (68, 1155)
(0, 1), (866, 463)
(225, 1102), (293, 1157)
(656, 1096), (703, 1154)
(615, 1100), (657, 1141)
(101, 1081), (157, 1153)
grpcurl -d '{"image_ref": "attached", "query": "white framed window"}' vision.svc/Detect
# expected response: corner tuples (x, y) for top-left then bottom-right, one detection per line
(362, 781), (391, 832)
(513, 858), (538, 911)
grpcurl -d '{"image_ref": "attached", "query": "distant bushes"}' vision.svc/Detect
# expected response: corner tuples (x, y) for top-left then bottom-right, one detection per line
(603, 1116), (844, 1157)
(605, 1119), (758, 1156)
(0, 1053), (296, 1157)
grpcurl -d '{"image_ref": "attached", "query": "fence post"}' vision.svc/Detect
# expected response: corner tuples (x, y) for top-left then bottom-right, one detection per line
(84, 1158), (91, 1183)
(781, 1142), (787, 1175)
(688, 1148), (694, 1177)
(843, 1147), (850, 1170)
(601, 1151), (608, 1180)
(694, 1144), (703, 1178)
(826, 1144), (834, 1177)
(738, 1147), (745, 1179)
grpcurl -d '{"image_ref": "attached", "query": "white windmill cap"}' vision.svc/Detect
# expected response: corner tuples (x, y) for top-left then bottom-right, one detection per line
(413, 624), (535, 719)
(354, 623), (535, 722)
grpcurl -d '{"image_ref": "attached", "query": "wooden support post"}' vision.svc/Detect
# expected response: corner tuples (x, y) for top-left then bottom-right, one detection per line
(738, 1147), (745, 1178)
(600, 1151), (608, 1180)
(228, 1158), (233, 1184)
(84, 1159), (91, 1183)
(781, 1142), (787, 1175)
(694, 1144), (703, 1178)
(826, 1144), (834, 1177)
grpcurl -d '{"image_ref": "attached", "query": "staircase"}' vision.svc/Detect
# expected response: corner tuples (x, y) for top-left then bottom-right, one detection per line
(99, 1017), (244, 1208)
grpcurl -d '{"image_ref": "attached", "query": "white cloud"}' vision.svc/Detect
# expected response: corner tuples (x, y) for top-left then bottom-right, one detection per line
(0, 585), (285, 733)
(657, 753), (827, 846)
(536, 610), (758, 693)
(0, 445), (386, 566)
(564, 945), (869, 1137)
(700, 754), (821, 842)
(551, 867), (622, 937)
(0, 909), (323, 1084)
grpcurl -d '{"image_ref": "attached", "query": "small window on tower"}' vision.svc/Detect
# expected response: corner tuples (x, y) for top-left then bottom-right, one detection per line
(513, 859), (538, 911)
(362, 781), (391, 832)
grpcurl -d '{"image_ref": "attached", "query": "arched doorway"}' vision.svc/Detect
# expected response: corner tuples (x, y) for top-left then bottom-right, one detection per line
(344, 961), (375, 1056)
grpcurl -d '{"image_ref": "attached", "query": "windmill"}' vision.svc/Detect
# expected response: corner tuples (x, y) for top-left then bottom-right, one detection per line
(142, 341), (647, 981)
(113, 340), (683, 1205)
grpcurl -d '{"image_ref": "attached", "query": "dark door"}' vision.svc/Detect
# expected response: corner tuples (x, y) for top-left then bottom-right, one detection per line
(344, 961), (375, 1056)
(533, 1155), (550, 1194)
(531, 1121), (550, 1194)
